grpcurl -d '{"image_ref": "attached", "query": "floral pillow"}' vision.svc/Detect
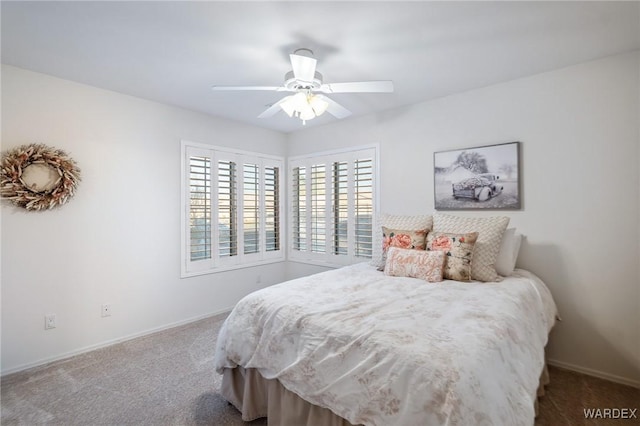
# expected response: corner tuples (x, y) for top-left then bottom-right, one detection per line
(370, 214), (433, 269)
(432, 213), (509, 282)
(379, 226), (428, 271)
(426, 231), (478, 282)
(384, 247), (446, 282)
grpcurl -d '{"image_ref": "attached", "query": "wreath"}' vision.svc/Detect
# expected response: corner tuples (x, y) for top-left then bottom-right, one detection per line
(1, 144), (81, 211)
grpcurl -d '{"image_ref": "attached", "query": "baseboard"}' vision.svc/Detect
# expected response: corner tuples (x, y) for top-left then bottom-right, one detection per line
(1, 307), (233, 377)
(5, 316), (638, 389)
(547, 358), (640, 389)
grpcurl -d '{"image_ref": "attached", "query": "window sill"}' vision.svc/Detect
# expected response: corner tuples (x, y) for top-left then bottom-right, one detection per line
(286, 258), (371, 270)
(181, 257), (285, 279)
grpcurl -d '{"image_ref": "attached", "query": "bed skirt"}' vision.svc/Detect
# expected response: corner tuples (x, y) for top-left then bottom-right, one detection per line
(221, 364), (551, 426)
(221, 366), (358, 426)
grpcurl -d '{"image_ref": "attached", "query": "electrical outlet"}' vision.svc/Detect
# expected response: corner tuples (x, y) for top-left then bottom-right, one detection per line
(45, 314), (57, 330)
(101, 304), (112, 317)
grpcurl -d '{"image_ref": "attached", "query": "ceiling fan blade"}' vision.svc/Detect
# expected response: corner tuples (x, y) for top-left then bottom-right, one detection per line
(211, 85), (289, 91)
(318, 81), (394, 93)
(290, 53), (317, 83)
(317, 95), (352, 119)
(257, 97), (288, 118)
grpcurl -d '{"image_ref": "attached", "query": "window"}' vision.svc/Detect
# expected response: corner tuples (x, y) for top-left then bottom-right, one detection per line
(182, 141), (284, 277)
(289, 146), (377, 266)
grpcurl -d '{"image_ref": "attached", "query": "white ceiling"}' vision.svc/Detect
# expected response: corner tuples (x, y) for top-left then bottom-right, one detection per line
(2, 1), (639, 134)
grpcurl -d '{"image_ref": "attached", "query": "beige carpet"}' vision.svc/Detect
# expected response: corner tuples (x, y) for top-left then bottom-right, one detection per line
(2, 313), (638, 425)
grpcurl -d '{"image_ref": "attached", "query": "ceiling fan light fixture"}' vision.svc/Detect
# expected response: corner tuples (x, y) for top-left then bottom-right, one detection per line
(279, 96), (296, 117)
(298, 105), (316, 121)
(279, 92), (326, 124)
(309, 95), (329, 117)
(291, 92), (309, 110)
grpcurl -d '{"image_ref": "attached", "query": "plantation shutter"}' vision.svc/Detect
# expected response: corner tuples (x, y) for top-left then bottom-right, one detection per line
(217, 160), (237, 258)
(265, 165), (280, 252)
(182, 142), (284, 277)
(333, 161), (349, 255)
(292, 166), (307, 251)
(189, 155), (212, 262)
(289, 146), (377, 265)
(243, 163), (260, 255)
(310, 164), (327, 253)
(354, 158), (373, 258)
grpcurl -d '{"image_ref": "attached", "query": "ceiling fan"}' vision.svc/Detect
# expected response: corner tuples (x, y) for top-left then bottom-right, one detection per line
(212, 48), (394, 124)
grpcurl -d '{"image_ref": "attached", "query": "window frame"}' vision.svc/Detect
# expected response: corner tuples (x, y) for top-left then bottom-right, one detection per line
(181, 140), (285, 278)
(287, 144), (379, 268)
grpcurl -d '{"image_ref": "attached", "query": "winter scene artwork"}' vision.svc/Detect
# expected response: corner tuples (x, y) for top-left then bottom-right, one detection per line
(434, 142), (520, 210)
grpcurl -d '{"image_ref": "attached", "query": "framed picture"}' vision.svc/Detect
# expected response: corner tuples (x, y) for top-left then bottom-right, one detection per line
(434, 141), (520, 210)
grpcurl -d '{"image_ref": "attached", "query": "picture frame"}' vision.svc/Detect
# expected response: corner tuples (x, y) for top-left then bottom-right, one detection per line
(434, 141), (520, 210)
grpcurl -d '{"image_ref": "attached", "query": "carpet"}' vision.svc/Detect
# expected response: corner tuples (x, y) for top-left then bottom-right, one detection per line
(1, 312), (638, 425)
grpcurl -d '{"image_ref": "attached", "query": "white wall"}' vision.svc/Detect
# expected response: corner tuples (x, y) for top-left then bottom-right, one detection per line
(0, 65), (288, 374)
(288, 51), (640, 386)
(3, 51), (639, 386)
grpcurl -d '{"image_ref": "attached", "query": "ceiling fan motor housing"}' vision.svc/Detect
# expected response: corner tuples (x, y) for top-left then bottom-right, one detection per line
(284, 70), (323, 91)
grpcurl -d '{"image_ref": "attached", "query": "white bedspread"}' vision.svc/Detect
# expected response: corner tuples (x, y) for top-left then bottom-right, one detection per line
(214, 263), (557, 426)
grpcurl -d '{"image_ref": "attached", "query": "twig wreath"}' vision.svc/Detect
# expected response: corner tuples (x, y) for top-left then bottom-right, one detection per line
(1, 144), (81, 211)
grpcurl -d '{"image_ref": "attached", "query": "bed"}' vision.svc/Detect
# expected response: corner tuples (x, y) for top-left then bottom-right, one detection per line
(214, 261), (557, 426)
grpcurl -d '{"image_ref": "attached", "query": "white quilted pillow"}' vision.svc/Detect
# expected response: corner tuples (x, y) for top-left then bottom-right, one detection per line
(370, 213), (433, 269)
(432, 213), (510, 282)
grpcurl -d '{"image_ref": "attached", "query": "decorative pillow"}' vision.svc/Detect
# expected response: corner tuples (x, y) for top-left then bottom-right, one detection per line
(426, 231), (478, 282)
(370, 214), (433, 269)
(384, 247), (445, 282)
(432, 213), (510, 282)
(379, 227), (428, 271)
(495, 228), (523, 277)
